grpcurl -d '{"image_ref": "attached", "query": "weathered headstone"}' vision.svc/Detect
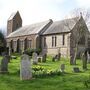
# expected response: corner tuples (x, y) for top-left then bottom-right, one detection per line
(87, 52), (90, 63)
(52, 54), (60, 62)
(32, 52), (38, 65)
(2, 52), (7, 56)
(0, 55), (9, 74)
(52, 56), (55, 62)
(57, 53), (61, 61)
(20, 54), (32, 80)
(38, 57), (42, 62)
(60, 64), (65, 72)
(81, 51), (87, 70)
(73, 67), (80, 73)
(9, 48), (12, 56)
(42, 54), (47, 62)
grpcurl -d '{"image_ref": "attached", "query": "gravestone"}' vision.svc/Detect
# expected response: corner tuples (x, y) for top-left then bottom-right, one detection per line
(81, 51), (87, 70)
(20, 54), (32, 80)
(52, 54), (59, 62)
(38, 57), (42, 62)
(52, 56), (55, 62)
(2, 52), (10, 62)
(87, 52), (90, 63)
(57, 53), (61, 61)
(60, 64), (65, 72)
(42, 54), (47, 62)
(0, 55), (9, 74)
(9, 48), (12, 56)
(32, 52), (38, 65)
(73, 67), (80, 73)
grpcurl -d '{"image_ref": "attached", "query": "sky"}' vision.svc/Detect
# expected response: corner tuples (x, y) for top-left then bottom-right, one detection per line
(0, 0), (90, 31)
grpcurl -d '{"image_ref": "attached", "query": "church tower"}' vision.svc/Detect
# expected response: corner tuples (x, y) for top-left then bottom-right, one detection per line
(7, 11), (22, 35)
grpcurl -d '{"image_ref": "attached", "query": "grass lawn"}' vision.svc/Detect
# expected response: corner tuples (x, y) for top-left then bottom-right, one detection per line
(0, 55), (90, 90)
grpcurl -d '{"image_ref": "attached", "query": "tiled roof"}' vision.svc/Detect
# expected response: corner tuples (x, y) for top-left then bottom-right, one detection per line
(7, 19), (52, 38)
(43, 17), (79, 35)
(7, 17), (80, 38)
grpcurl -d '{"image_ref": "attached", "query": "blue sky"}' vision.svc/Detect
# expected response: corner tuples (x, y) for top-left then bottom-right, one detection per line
(0, 0), (90, 30)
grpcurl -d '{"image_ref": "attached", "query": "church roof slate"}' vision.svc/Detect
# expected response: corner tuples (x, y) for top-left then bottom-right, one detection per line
(7, 17), (80, 38)
(43, 17), (79, 35)
(7, 19), (52, 38)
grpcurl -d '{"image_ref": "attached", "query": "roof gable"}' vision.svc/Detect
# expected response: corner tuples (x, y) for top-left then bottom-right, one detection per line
(8, 11), (21, 21)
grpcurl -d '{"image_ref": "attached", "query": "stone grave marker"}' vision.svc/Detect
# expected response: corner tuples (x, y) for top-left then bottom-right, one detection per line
(60, 64), (65, 72)
(42, 54), (47, 62)
(38, 57), (42, 62)
(52, 56), (56, 62)
(52, 54), (60, 62)
(32, 52), (38, 65)
(20, 54), (32, 80)
(81, 51), (87, 70)
(87, 52), (90, 63)
(57, 53), (61, 61)
(73, 67), (80, 73)
(0, 55), (10, 74)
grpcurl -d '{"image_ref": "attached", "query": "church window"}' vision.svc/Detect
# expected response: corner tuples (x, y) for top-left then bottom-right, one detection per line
(52, 36), (57, 47)
(62, 34), (65, 45)
(52, 36), (54, 47)
(44, 37), (46, 47)
(28, 40), (32, 48)
(55, 36), (57, 47)
(19, 40), (24, 50)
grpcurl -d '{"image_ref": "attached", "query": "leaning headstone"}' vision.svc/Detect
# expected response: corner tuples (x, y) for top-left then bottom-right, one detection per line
(60, 64), (65, 72)
(20, 54), (32, 80)
(0, 55), (9, 74)
(32, 52), (38, 65)
(73, 67), (80, 73)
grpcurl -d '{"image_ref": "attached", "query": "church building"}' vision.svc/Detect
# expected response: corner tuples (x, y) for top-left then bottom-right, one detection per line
(6, 11), (90, 58)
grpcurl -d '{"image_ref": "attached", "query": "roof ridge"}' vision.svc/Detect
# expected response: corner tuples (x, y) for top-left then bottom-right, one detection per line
(8, 11), (18, 20)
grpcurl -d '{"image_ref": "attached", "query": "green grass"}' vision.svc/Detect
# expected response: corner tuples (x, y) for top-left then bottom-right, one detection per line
(0, 55), (90, 90)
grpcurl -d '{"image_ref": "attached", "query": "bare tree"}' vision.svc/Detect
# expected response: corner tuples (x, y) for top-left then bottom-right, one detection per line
(64, 8), (89, 65)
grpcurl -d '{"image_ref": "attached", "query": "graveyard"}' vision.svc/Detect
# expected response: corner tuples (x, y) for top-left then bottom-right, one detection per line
(0, 54), (90, 90)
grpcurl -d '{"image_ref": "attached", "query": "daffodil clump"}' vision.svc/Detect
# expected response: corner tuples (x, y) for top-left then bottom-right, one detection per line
(32, 66), (61, 78)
